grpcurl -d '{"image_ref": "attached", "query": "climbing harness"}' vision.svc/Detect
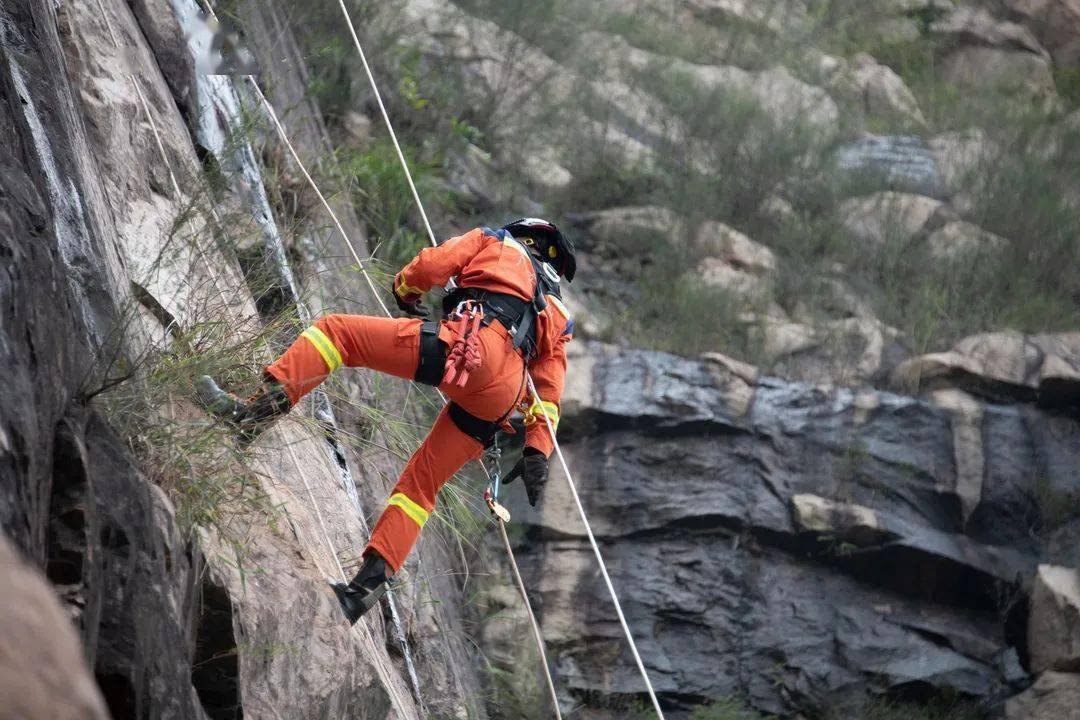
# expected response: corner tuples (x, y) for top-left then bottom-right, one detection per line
(440, 229), (561, 360)
(443, 300), (485, 387)
(483, 439), (512, 523)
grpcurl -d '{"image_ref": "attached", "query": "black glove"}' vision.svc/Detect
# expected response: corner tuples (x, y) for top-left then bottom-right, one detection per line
(504, 447), (549, 507)
(390, 281), (430, 319)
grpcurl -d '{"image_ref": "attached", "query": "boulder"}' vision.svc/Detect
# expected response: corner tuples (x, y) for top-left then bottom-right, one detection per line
(891, 332), (1080, 404)
(446, 143), (505, 207)
(520, 149), (573, 195)
(939, 46), (1058, 107)
(1029, 565), (1080, 672)
(926, 221), (1008, 261)
(931, 7), (1057, 105)
(757, 194), (797, 228)
(1005, 0), (1080, 67)
(694, 222), (776, 274)
(341, 111), (373, 148)
(791, 494), (894, 545)
(577, 205), (681, 249)
(844, 54), (927, 129)
(839, 191), (947, 247)
(685, 0), (809, 35)
(0, 535), (109, 720)
(927, 129), (995, 206)
(1005, 671), (1080, 719)
(760, 316), (903, 386)
(593, 31), (839, 136)
(835, 136), (941, 197)
(931, 6), (1048, 54)
(696, 257), (773, 303)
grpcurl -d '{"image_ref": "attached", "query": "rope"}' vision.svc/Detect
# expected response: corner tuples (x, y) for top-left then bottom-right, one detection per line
(286, 439), (347, 581)
(330, 5), (666, 716)
(334, 0), (437, 246)
(245, 78), (392, 318)
(497, 519), (562, 718)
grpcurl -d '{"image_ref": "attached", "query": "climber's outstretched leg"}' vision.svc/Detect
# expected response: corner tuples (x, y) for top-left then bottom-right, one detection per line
(331, 406), (484, 624)
(197, 313), (425, 444)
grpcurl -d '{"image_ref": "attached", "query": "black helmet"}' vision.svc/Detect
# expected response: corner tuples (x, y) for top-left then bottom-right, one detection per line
(502, 217), (576, 282)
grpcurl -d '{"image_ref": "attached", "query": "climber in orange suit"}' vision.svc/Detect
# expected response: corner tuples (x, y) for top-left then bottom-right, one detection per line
(196, 219), (576, 624)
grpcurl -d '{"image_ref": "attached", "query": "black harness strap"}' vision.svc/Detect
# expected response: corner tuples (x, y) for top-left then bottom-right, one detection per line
(447, 402), (500, 447)
(414, 321), (445, 387)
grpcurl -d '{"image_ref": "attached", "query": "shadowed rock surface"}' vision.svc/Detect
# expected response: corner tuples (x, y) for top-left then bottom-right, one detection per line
(496, 341), (1080, 716)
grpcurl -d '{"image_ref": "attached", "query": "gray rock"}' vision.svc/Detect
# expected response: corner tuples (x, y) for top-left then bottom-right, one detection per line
(0, 534), (110, 720)
(1029, 565), (1080, 672)
(926, 221), (1008, 261)
(1006, 0), (1080, 67)
(892, 331), (1080, 407)
(1005, 671), (1080, 719)
(835, 136), (942, 197)
(507, 341), (1075, 715)
(839, 191), (949, 247)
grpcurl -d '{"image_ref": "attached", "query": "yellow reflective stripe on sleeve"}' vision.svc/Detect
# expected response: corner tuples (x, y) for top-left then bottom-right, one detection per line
(388, 493), (430, 528)
(301, 326), (343, 372)
(395, 276), (424, 298)
(523, 398), (559, 430)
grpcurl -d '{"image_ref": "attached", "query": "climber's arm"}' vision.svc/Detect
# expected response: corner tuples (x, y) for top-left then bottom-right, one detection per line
(523, 297), (574, 457)
(393, 228), (490, 302)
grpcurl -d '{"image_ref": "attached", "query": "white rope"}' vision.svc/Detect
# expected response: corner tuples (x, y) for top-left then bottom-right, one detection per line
(245, 78), (392, 317)
(330, 5), (665, 716)
(335, 0), (437, 247)
(241, 74), (429, 715)
(528, 377), (664, 717)
(286, 439), (348, 582)
(497, 519), (563, 719)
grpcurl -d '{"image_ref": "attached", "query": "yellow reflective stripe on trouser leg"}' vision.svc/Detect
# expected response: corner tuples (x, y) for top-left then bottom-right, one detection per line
(301, 326), (343, 372)
(388, 493), (430, 528)
(524, 398), (559, 430)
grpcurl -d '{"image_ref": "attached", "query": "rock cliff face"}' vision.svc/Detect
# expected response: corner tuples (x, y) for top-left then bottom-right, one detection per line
(1, 0), (484, 717)
(3, 0), (1080, 719)
(496, 341), (1080, 716)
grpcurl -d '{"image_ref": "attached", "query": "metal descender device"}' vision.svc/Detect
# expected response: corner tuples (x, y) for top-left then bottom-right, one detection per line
(483, 438), (512, 523)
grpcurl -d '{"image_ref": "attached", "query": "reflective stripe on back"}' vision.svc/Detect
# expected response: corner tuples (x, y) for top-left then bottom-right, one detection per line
(388, 492), (430, 527)
(301, 326), (343, 372)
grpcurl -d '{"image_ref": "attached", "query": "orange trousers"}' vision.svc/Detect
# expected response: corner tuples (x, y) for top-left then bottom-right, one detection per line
(265, 314), (525, 573)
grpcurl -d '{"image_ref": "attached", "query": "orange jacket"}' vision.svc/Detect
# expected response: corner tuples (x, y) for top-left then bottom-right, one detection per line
(395, 228), (573, 456)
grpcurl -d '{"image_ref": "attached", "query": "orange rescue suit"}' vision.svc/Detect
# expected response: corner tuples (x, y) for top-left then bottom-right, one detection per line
(265, 228), (573, 572)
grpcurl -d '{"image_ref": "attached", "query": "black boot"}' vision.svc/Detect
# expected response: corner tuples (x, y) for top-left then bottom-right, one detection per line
(195, 375), (291, 445)
(331, 553), (391, 625)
